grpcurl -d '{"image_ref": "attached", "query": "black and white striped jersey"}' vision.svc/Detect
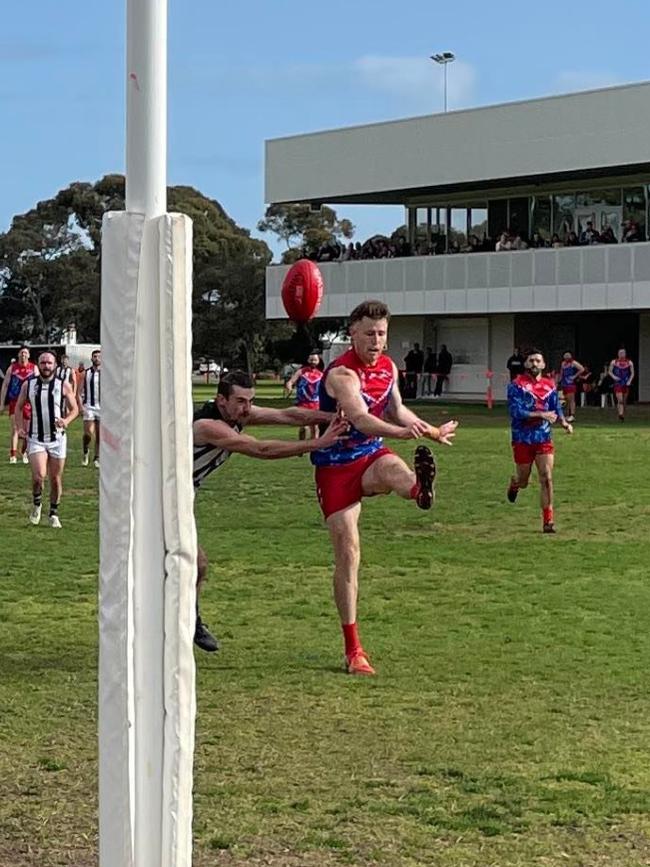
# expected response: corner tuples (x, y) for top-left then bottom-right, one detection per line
(193, 400), (242, 489)
(27, 376), (66, 442)
(82, 366), (101, 408)
(56, 365), (75, 388)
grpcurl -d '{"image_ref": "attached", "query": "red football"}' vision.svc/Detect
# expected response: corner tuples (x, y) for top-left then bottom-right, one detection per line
(281, 260), (324, 323)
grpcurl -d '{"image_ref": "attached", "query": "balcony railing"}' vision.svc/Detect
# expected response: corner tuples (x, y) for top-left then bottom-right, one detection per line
(266, 243), (650, 318)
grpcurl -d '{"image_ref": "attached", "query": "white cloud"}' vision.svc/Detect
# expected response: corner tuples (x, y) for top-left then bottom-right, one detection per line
(354, 55), (477, 113)
(553, 70), (623, 94)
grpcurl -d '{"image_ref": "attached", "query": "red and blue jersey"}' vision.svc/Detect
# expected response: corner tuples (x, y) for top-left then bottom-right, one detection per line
(6, 361), (36, 402)
(295, 366), (322, 407)
(611, 359), (633, 385)
(559, 361), (579, 388)
(311, 348), (394, 467)
(508, 373), (563, 445)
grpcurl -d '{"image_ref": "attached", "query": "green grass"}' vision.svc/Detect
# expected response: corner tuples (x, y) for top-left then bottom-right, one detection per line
(1, 398), (650, 866)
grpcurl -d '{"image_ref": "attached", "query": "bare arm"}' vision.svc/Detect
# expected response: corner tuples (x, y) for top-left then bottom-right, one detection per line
(248, 405), (334, 426)
(284, 368), (302, 395)
(608, 361), (618, 381)
(13, 381), (28, 434)
(326, 367), (424, 441)
(193, 416), (346, 459)
(57, 382), (79, 429)
(628, 361), (635, 384)
(385, 362), (458, 444)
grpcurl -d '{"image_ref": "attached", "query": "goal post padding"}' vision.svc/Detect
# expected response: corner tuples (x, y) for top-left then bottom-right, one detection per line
(99, 211), (197, 867)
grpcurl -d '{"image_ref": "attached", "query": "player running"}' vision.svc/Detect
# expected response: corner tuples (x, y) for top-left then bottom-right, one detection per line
(312, 300), (458, 677)
(78, 349), (101, 467)
(284, 351), (323, 440)
(14, 352), (78, 528)
(507, 349), (573, 534)
(0, 346), (37, 463)
(557, 351), (585, 422)
(192, 370), (346, 652)
(608, 348), (635, 422)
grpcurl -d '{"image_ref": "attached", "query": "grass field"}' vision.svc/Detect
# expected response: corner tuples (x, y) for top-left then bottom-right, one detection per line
(1, 391), (650, 867)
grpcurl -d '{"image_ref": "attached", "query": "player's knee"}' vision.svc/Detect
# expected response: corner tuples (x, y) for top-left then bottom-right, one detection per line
(196, 546), (209, 587)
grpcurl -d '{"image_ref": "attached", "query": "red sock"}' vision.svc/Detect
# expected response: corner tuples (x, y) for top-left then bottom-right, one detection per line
(543, 507), (553, 524)
(409, 482), (420, 500)
(342, 622), (362, 659)
(10, 449), (16, 458)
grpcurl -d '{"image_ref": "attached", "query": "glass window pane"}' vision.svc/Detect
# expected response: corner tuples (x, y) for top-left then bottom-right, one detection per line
(623, 187), (646, 241)
(470, 208), (488, 242)
(576, 189), (620, 207)
(531, 196), (551, 240)
(488, 200), (508, 242)
(553, 194), (576, 240)
(450, 208), (467, 251)
(509, 197), (530, 240)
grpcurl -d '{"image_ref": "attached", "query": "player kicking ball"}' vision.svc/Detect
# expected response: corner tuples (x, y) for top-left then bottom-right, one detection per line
(506, 349), (573, 534)
(312, 300), (458, 676)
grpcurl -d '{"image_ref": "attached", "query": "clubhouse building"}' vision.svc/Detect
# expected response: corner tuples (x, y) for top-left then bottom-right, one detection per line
(264, 81), (650, 401)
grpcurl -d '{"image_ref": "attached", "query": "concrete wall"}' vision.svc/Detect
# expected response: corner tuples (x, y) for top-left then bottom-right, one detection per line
(266, 82), (650, 204)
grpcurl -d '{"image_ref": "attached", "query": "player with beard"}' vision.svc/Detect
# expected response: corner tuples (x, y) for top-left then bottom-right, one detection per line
(14, 352), (78, 527)
(192, 370), (346, 652)
(284, 351), (323, 440)
(507, 349), (573, 533)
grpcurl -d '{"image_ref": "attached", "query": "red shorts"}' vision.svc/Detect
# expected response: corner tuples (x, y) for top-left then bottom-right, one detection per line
(512, 441), (554, 465)
(562, 385), (576, 395)
(614, 385), (629, 396)
(315, 447), (393, 518)
(297, 400), (319, 411)
(8, 400), (31, 419)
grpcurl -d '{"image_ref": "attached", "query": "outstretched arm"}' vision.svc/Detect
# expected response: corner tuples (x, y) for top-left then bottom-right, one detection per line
(284, 368), (302, 396)
(193, 416), (346, 460)
(248, 405), (333, 426)
(385, 363), (458, 445)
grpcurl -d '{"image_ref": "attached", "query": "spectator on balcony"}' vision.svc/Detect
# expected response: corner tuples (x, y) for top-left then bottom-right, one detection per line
(622, 219), (641, 243)
(600, 225), (618, 244)
(465, 234), (482, 253)
(496, 231), (512, 252)
(530, 231), (548, 249)
(551, 233), (564, 248)
(511, 232), (528, 251)
(566, 231), (579, 247)
(434, 345), (453, 398)
(579, 221), (600, 246)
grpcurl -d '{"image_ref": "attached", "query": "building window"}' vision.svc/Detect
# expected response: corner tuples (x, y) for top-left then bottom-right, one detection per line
(488, 199), (508, 241)
(624, 187), (646, 240)
(553, 194), (576, 240)
(531, 195), (551, 241)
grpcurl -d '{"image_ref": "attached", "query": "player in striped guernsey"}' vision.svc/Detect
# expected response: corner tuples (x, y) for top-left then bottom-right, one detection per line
(78, 349), (101, 467)
(192, 370), (346, 652)
(56, 354), (77, 397)
(14, 351), (78, 528)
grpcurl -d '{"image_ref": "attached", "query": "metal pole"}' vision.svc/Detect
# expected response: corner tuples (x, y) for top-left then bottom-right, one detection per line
(444, 63), (448, 112)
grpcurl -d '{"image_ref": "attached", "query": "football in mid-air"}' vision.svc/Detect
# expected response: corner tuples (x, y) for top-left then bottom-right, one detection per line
(281, 259), (324, 323)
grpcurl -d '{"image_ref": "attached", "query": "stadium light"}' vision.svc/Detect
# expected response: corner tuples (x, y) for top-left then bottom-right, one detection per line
(430, 51), (455, 113)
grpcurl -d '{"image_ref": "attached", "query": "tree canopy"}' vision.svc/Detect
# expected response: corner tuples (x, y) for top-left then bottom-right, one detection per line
(257, 203), (354, 263)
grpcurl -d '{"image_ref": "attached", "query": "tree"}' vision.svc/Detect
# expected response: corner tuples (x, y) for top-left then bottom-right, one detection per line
(257, 203), (354, 262)
(0, 177), (274, 368)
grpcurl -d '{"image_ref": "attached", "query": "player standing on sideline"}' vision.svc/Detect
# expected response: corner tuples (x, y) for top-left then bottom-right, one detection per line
(608, 348), (635, 422)
(0, 346), (36, 464)
(557, 351), (585, 422)
(284, 351), (323, 440)
(56, 354), (77, 399)
(507, 349), (573, 534)
(192, 370), (346, 652)
(312, 300), (458, 676)
(78, 349), (101, 467)
(14, 352), (78, 528)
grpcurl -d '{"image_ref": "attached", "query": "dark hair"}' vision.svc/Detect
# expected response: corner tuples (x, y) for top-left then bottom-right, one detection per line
(527, 348), (545, 360)
(218, 370), (254, 398)
(19, 345), (30, 352)
(349, 300), (390, 325)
